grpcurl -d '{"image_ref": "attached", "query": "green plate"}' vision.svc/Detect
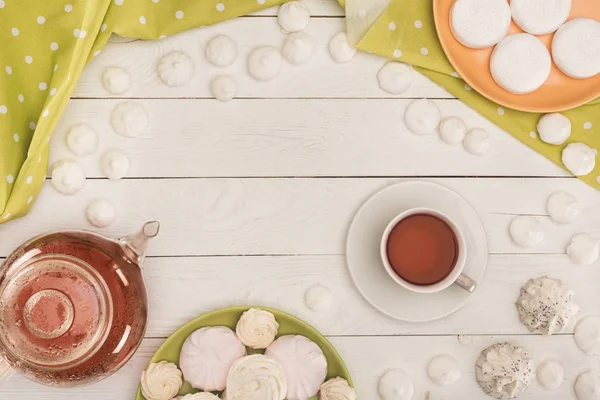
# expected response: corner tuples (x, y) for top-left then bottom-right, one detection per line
(135, 306), (353, 400)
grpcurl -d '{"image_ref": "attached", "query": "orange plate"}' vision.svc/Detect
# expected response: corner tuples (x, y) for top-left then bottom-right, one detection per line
(433, 0), (600, 112)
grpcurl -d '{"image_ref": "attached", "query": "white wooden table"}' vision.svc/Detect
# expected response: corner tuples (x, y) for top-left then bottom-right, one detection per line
(1, 1), (599, 398)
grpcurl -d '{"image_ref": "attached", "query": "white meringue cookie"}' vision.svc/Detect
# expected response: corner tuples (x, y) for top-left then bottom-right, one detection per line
(575, 370), (600, 400)
(377, 62), (414, 95)
(236, 308), (279, 349)
(226, 354), (287, 400)
(319, 377), (356, 400)
(179, 326), (246, 391)
(282, 32), (315, 65)
(101, 66), (131, 94)
(378, 369), (414, 400)
(265, 335), (327, 400)
(305, 285), (334, 312)
(475, 343), (533, 399)
(562, 142), (596, 176)
(66, 124), (99, 156)
(575, 316), (600, 356)
(547, 191), (579, 224)
(328, 32), (356, 63)
(536, 360), (564, 390)
(157, 51), (194, 87)
(248, 46), (282, 81)
(464, 128), (491, 155)
(567, 233), (599, 265)
(438, 116), (467, 144)
(278, 1), (310, 33)
(179, 393), (220, 400)
(509, 216), (544, 248)
(515, 276), (579, 335)
(427, 355), (462, 386)
(111, 101), (149, 137)
(537, 113), (571, 145)
(100, 149), (130, 180)
(51, 160), (86, 195)
(404, 99), (441, 135)
(205, 35), (237, 67)
(85, 199), (116, 228)
(140, 361), (183, 400)
(210, 75), (237, 102)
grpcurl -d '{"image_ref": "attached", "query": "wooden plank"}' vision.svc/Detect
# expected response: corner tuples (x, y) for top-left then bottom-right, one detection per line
(1, 335), (593, 399)
(1, 178), (598, 257)
(252, 0), (345, 16)
(51, 99), (567, 178)
(75, 18), (450, 99)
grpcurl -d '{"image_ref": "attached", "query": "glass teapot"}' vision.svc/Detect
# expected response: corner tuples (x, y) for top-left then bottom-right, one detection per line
(0, 221), (159, 387)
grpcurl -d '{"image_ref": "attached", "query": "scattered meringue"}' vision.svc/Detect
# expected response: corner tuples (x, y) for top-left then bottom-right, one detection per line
(575, 316), (600, 355)
(475, 342), (533, 399)
(100, 149), (130, 180)
(515, 276), (579, 335)
(226, 354), (287, 400)
(575, 370), (600, 400)
(265, 335), (327, 400)
(66, 124), (99, 156)
(205, 35), (237, 67)
(51, 160), (86, 195)
(320, 377), (356, 400)
(377, 62), (414, 95)
(567, 233), (599, 265)
(438, 116), (467, 144)
(427, 354), (462, 386)
(378, 369), (414, 400)
(236, 308), (279, 349)
(101, 66), (131, 94)
(536, 360), (564, 390)
(179, 326), (246, 391)
(509, 216), (544, 248)
(464, 128), (491, 155)
(140, 361), (183, 400)
(157, 51), (194, 87)
(547, 191), (579, 224)
(111, 101), (149, 137)
(404, 99), (441, 135)
(328, 32), (356, 63)
(537, 113), (571, 145)
(305, 285), (334, 312)
(85, 199), (116, 228)
(248, 46), (282, 81)
(562, 142), (596, 176)
(210, 75), (237, 102)
(282, 32), (315, 65)
(278, 1), (310, 33)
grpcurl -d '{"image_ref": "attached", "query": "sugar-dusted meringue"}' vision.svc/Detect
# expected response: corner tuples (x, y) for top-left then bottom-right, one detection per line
(319, 377), (357, 400)
(226, 354), (287, 400)
(265, 335), (327, 400)
(140, 361), (183, 400)
(515, 276), (579, 335)
(236, 308), (279, 349)
(179, 326), (246, 391)
(475, 342), (533, 399)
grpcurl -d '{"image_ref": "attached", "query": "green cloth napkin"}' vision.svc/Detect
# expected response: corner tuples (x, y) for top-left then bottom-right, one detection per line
(0, 0), (286, 224)
(352, 0), (600, 190)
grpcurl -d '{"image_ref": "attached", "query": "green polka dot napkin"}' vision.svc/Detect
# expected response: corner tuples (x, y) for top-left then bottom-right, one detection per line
(348, 0), (600, 190)
(0, 0), (285, 224)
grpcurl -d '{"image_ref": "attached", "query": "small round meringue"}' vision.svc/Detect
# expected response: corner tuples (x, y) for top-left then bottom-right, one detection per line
(265, 335), (327, 400)
(282, 32), (315, 65)
(248, 46), (282, 81)
(404, 99), (441, 135)
(66, 124), (99, 156)
(427, 354), (462, 386)
(210, 75), (237, 102)
(85, 199), (116, 228)
(575, 370), (600, 400)
(101, 66), (131, 94)
(100, 149), (130, 180)
(438, 116), (467, 144)
(236, 308), (279, 349)
(547, 191), (579, 224)
(378, 369), (414, 400)
(566, 233), (599, 265)
(536, 360), (564, 390)
(475, 342), (533, 399)
(179, 326), (246, 391)
(509, 216), (544, 248)
(51, 160), (86, 195)
(205, 35), (237, 67)
(537, 113), (571, 145)
(562, 142), (596, 176)
(111, 101), (148, 137)
(157, 51), (194, 87)
(575, 316), (600, 356)
(140, 361), (183, 400)
(226, 354), (287, 400)
(377, 62), (414, 95)
(464, 128), (491, 155)
(277, 1), (310, 33)
(305, 285), (334, 312)
(328, 32), (356, 63)
(319, 377), (356, 400)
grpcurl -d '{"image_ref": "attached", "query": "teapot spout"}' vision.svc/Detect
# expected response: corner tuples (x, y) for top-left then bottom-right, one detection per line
(119, 221), (160, 263)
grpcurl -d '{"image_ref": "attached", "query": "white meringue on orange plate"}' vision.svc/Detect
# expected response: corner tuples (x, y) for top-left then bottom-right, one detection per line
(320, 377), (356, 400)
(236, 308), (279, 349)
(179, 326), (246, 392)
(226, 354), (287, 400)
(265, 335), (328, 400)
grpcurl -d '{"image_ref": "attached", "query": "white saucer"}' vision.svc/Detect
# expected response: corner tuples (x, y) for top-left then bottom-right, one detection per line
(346, 180), (488, 322)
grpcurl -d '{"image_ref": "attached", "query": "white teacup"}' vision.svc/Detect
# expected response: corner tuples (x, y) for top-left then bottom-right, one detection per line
(380, 207), (477, 294)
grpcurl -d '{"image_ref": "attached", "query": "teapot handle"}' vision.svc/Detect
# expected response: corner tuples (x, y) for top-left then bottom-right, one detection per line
(0, 358), (14, 384)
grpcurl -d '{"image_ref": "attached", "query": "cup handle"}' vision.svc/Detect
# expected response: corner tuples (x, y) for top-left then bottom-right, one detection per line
(0, 357), (14, 384)
(454, 273), (477, 293)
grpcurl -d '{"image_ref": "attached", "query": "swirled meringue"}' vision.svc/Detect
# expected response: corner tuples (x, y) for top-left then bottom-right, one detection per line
(226, 354), (287, 400)
(140, 361), (183, 400)
(265, 335), (328, 400)
(236, 308), (279, 349)
(475, 343), (533, 399)
(179, 326), (246, 391)
(320, 377), (357, 400)
(157, 51), (194, 87)
(515, 276), (579, 335)
(178, 393), (221, 400)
